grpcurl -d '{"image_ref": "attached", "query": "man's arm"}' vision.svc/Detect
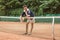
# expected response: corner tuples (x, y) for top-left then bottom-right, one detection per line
(20, 12), (25, 22)
(25, 12), (30, 17)
(25, 11), (31, 20)
(24, 9), (30, 17)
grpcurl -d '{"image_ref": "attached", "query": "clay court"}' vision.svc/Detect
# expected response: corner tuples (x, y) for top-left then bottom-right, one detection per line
(0, 21), (60, 40)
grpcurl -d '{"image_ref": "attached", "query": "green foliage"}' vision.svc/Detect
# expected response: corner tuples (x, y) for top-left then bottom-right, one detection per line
(0, 0), (60, 16)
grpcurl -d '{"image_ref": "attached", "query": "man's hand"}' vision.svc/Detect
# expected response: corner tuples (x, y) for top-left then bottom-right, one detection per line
(20, 16), (24, 22)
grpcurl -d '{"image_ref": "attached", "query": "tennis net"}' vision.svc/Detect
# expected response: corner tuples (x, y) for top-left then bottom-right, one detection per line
(0, 16), (60, 23)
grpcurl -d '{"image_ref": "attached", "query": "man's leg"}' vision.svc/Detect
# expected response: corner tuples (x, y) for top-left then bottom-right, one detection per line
(24, 22), (29, 35)
(30, 22), (34, 34)
(29, 18), (35, 35)
(24, 17), (30, 35)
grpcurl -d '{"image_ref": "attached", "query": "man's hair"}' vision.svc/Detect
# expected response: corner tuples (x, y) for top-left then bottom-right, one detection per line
(23, 5), (27, 8)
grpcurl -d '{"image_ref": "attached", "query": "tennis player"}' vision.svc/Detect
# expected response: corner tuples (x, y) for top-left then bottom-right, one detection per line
(20, 5), (35, 35)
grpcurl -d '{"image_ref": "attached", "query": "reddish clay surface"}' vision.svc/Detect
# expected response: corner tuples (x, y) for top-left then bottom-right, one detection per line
(0, 21), (60, 40)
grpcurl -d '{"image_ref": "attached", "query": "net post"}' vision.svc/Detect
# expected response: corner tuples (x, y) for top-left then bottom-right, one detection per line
(52, 17), (55, 40)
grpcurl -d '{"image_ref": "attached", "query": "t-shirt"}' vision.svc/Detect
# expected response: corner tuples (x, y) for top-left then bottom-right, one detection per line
(21, 9), (34, 17)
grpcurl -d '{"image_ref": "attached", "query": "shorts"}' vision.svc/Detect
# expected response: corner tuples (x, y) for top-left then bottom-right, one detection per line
(27, 17), (35, 23)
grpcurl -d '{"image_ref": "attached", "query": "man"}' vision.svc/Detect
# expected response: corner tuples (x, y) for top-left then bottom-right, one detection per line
(20, 5), (35, 35)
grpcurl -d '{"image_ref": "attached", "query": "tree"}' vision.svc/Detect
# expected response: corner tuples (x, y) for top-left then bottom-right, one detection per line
(0, 0), (60, 16)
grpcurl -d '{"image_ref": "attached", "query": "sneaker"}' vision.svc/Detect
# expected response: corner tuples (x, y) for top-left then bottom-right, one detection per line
(28, 33), (32, 35)
(23, 33), (28, 35)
